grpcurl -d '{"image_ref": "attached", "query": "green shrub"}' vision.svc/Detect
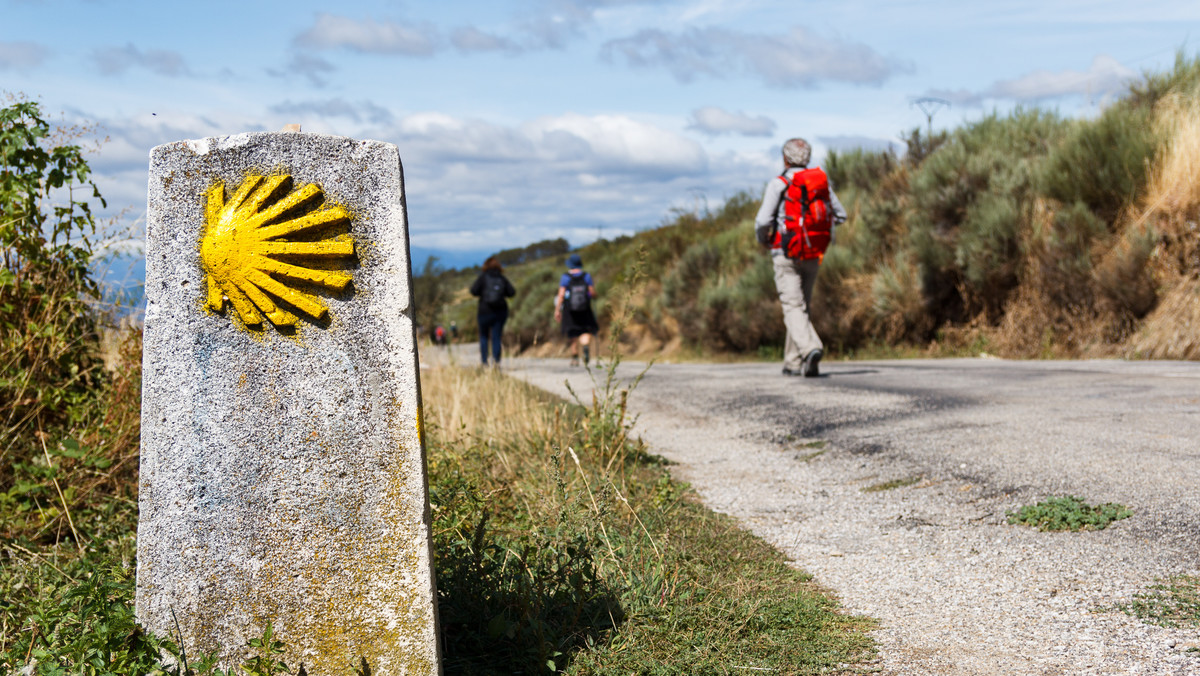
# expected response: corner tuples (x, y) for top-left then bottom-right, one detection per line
(1094, 223), (1159, 321)
(1126, 50), (1200, 110)
(902, 127), (949, 167)
(661, 241), (722, 343)
(695, 260), (781, 352)
(826, 147), (898, 193)
(1, 559), (174, 676)
(869, 252), (928, 342)
(1, 100), (106, 457)
(1040, 103), (1158, 225)
(1029, 200), (1108, 308)
(907, 109), (1069, 322)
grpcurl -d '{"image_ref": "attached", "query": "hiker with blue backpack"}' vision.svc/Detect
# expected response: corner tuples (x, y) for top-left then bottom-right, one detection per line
(469, 255), (517, 367)
(554, 253), (599, 367)
(755, 137), (847, 378)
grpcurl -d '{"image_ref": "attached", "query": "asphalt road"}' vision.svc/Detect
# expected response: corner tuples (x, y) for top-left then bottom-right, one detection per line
(502, 355), (1200, 674)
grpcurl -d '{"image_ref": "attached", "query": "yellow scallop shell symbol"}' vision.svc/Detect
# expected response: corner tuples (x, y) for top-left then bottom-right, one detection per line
(200, 174), (354, 328)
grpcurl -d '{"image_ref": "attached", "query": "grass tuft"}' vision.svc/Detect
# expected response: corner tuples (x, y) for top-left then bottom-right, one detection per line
(1117, 575), (1200, 629)
(861, 476), (921, 493)
(1006, 495), (1132, 532)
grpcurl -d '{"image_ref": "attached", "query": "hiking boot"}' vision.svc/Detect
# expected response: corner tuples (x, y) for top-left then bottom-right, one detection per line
(781, 367), (802, 376)
(802, 349), (823, 377)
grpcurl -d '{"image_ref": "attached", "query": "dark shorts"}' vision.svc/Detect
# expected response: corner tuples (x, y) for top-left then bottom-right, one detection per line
(561, 307), (599, 338)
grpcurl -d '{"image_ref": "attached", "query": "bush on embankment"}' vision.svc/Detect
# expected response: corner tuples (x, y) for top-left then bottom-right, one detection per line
(427, 52), (1200, 361)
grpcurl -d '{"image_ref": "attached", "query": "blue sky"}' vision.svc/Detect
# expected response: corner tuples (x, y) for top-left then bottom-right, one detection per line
(3, 0), (1197, 269)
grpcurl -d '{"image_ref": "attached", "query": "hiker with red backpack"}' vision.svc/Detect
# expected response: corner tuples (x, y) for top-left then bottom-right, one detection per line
(754, 137), (847, 378)
(554, 253), (599, 367)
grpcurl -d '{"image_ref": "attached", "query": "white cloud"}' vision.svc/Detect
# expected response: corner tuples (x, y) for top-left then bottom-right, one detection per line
(928, 55), (1140, 107)
(819, 135), (899, 154)
(295, 14), (439, 56)
(688, 107), (775, 137)
(268, 52), (337, 87)
(525, 113), (708, 173)
(92, 44), (189, 77)
(601, 26), (910, 87)
(0, 41), (49, 71)
(270, 99), (394, 125)
(379, 110), (743, 255)
(451, 26), (521, 54)
(986, 54), (1137, 102)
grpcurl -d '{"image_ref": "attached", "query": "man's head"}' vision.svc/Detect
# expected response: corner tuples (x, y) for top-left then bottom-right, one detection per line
(782, 138), (811, 168)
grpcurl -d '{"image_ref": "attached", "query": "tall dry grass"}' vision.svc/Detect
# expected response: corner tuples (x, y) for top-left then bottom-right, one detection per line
(1127, 93), (1200, 358)
(422, 364), (562, 452)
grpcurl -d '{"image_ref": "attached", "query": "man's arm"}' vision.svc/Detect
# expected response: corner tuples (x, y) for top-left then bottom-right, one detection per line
(754, 177), (786, 246)
(828, 182), (848, 246)
(829, 184), (848, 224)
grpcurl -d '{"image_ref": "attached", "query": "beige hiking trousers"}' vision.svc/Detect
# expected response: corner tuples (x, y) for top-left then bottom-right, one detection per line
(772, 253), (823, 370)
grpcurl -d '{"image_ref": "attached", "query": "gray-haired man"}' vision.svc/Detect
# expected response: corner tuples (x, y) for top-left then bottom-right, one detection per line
(754, 137), (847, 377)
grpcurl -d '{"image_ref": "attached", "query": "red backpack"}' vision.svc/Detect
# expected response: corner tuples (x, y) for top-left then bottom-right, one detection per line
(776, 167), (833, 261)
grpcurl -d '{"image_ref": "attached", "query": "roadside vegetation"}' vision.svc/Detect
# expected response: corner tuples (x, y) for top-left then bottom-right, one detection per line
(424, 354), (875, 674)
(425, 52), (1200, 362)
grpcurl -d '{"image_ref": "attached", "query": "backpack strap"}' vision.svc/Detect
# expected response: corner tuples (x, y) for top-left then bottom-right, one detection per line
(798, 180), (813, 249)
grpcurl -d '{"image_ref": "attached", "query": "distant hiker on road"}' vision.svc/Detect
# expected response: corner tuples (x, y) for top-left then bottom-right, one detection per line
(470, 256), (517, 367)
(755, 137), (847, 377)
(554, 253), (599, 367)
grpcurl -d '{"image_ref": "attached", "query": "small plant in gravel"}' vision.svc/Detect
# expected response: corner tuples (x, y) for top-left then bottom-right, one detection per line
(1118, 575), (1200, 629)
(862, 476), (922, 493)
(1006, 495), (1132, 532)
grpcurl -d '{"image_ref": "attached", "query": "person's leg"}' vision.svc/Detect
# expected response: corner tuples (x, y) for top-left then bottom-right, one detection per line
(772, 255), (822, 372)
(478, 314), (493, 365)
(579, 332), (591, 366)
(491, 313), (506, 364)
(796, 257), (824, 375)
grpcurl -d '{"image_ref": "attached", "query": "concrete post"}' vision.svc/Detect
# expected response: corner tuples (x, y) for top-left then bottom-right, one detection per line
(137, 132), (441, 675)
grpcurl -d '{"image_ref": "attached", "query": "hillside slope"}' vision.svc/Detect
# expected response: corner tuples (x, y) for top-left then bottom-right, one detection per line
(430, 53), (1200, 362)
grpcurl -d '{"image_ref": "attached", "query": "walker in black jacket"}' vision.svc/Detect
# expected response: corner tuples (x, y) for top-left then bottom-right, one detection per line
(469, 256), (517, 366)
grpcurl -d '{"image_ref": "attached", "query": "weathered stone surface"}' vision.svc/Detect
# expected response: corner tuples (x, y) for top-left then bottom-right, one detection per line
(137, 132), (440, 675)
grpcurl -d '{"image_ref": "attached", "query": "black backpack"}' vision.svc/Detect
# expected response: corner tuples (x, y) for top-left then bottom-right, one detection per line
(566, 273), (589, 312)
(482, 275), (507, 308)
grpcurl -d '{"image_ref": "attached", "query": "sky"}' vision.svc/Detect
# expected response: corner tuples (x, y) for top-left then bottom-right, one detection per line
(3, 0), (1198, 269)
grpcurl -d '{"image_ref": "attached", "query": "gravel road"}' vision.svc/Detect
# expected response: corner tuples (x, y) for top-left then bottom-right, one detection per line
(501, 355), (1200, 675)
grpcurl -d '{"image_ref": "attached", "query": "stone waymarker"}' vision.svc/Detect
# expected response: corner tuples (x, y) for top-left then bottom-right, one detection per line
(137, 132), (441, 675)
